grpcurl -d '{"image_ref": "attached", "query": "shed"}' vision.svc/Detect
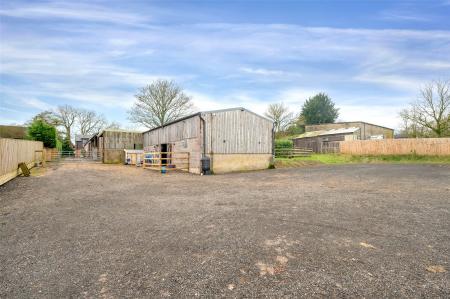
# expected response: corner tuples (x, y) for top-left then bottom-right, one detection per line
(85, 129), (143, 163)
(143, 107), (274, 174)
(305, 121), (394, 140)
(292, 127), (360, 153)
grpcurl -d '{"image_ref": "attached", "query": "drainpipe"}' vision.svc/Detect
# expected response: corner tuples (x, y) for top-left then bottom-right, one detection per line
(272, 124), (275, 157)
(199, 114), (206, 157)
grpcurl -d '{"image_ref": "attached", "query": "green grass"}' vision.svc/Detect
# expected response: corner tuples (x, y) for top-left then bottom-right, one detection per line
(275, 154), (450, 167)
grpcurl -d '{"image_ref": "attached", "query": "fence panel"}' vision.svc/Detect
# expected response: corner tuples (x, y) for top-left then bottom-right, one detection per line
(143, 152), (190, 172)
(275, 147), (313, 158)
(0, 138), (43, 185)
(340, 138), (450, 156)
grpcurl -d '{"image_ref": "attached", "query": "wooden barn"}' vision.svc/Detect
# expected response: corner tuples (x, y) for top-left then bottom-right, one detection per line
(85, 129), (143, 163)
(292, 127), (360, 153)
(143, 107), (274, 174)
(305, 121), (394, 140)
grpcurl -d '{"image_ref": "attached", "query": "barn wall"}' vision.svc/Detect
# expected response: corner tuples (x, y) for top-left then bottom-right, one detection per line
(142, 109), (274, 173)
(103, 131), (143, 150)
(144, 116), (200, 146)
(143, 116), (202, 173)
(204, 109), (273, 154)
(293, 133), (357, 153)
(361, 123), (394, 139)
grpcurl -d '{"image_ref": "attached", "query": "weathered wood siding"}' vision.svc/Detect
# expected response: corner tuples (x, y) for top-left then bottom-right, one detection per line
(0, 138), (43, 185)
(103, 131), (143, 150)
(143, 116), (200, 147)
(340, 138), (450, 156)
(204, 109), (273, 154)
(142, 108), (274, 173)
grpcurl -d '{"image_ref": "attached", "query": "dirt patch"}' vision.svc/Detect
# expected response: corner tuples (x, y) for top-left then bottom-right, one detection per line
(1, 163), (449, 297)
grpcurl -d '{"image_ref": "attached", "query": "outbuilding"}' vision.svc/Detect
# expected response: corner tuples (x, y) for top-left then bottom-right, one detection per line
(143, 107), (274, 174)
(292, 127), (360, 153)
(85, 129), (143, 163)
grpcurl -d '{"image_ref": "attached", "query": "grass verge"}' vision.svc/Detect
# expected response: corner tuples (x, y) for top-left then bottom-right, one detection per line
(275, 154), (450, 168)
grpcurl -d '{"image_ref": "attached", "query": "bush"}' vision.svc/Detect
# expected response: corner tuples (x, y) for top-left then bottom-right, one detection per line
(275, 139), (293, 148)
(61, 137), (73, 153)
(27, 119), (57, 148)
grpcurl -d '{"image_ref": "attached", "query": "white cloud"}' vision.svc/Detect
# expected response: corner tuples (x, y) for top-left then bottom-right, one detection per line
(0, 2), (148, 25)
(240, 67), (284, 76)
(20, 98), (54, 111)
(1, 7), (449, 129)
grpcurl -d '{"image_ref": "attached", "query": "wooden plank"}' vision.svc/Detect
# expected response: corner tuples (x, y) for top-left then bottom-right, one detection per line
(0, 138), (43, 185)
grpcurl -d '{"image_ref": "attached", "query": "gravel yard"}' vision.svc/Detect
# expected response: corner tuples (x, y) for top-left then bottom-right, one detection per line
(1, 162), (449, 298)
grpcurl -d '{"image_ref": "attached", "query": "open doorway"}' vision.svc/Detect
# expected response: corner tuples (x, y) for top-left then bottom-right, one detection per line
(160, 143), (171, 166)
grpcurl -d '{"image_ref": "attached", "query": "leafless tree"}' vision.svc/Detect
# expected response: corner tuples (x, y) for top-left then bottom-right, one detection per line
(105, 121), (122, 130)
(400, 80), (450, 137)
(128, 80), (194, 128)
(264, 102), (294, 132)
(76, 109), (107, 135)
(55, 105), (78, 143)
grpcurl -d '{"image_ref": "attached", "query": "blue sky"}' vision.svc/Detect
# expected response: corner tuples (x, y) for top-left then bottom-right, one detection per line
(1, 0), (450, 130)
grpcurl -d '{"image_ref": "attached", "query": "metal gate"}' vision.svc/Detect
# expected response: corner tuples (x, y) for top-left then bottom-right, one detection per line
(48, 150), (101, 162)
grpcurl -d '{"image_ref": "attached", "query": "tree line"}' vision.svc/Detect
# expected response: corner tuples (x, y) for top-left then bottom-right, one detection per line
(27, 105), (120, 150)
(26, 78), (450, 149)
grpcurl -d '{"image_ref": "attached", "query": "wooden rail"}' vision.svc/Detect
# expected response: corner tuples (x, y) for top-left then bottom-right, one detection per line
(143, 152), (190, 172)
(275, 147), (313, 158)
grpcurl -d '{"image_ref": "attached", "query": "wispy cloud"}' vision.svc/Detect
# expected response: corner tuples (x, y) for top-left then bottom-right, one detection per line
(1, 1), (449, 129)
(0, 1), (149, 25)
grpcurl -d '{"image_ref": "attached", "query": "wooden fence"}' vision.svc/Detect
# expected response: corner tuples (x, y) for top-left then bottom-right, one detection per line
(0, 138), (43, 185)
(143, 152), (190, 172)
(340, 138), (450, 156)
(275, 147), (313, 158)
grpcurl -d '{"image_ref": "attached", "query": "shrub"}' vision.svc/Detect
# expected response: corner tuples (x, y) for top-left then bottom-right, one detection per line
(275, 139), (293, 148)
(61, 137), (73, 153)
(27, 119), (57, 148)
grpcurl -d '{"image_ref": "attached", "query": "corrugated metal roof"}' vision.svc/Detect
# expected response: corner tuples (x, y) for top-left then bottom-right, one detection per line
(293, 127), (360, 139)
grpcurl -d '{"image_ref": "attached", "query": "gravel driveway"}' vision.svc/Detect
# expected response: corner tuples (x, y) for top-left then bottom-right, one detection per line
(1, 163), (449, 298)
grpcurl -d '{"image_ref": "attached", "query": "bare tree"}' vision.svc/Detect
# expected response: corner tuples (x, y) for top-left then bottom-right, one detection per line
(400, 80), (450, 137)
(76, 109), (107, 135)
(55, 105), (78, 143)
(105, 121), (122, 130)
(399, 108), (430, 137)
(264, 103), (294, 132)
(128, 80), (194, 128)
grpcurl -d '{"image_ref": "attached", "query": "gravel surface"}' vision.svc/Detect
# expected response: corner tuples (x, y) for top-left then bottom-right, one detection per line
(1, 162), (449, 298)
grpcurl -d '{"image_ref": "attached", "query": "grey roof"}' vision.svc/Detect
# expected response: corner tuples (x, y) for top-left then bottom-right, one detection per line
(75, 135), (91, 142)
(293, 127), (360, 139)
(97, 129), (143, 137)
(305, 121), (394, 131)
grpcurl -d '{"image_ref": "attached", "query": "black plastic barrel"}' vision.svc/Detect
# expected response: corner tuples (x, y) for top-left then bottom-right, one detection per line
(201, 156), (211, 174)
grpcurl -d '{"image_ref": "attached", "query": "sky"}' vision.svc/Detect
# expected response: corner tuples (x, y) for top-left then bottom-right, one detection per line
(1, 0), (450, 131)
